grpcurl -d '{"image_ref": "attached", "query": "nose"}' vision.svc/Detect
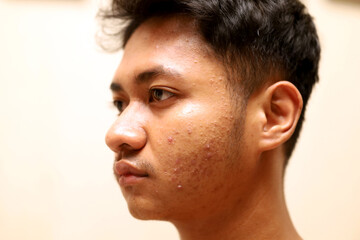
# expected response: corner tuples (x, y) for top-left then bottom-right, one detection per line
(105, 103), (147, 153)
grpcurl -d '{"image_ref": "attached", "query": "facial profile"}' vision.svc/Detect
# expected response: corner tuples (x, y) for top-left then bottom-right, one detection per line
(101, 0), (320, 239)
(106, 15), (255, 221)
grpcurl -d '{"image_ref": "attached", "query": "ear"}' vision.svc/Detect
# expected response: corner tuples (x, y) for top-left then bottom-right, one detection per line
(258, 81), (303, 152)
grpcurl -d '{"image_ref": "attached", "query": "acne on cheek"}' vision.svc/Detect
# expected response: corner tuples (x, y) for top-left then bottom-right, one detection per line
(167, 128), (182, 144)
(163, 116), (233, 191)
(167, 136), (174, 144)
(165, 142), (214, 190)
(169, 140), (221, 192)
(187, 127), (192, 134)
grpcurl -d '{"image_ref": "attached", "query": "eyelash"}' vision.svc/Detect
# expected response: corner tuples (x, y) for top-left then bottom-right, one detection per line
(149, 88), (175, 102)
(112, 88), (175, 114)
(113, 100), (124, 115)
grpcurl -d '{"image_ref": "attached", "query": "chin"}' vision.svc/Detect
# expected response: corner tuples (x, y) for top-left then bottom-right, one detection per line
(126, 200), (171, 221)
(128, 207), (170, 221)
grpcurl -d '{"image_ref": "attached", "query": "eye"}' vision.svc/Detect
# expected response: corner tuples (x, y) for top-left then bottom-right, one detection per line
(113, 100), (124, 114)
(149, 89), (175, 102)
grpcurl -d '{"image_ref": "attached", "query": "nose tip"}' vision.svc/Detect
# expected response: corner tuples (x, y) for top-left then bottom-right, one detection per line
(105, 124), (147, 153)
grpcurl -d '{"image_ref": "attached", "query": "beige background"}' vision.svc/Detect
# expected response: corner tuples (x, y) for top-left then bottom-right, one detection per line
(0, 0), (359, 239)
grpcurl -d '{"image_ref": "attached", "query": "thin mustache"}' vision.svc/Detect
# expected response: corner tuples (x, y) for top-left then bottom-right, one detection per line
(114, 156), (155, 176)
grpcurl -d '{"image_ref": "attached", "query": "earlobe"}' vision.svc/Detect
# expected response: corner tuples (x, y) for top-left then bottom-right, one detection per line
(259, 81), (303, 151)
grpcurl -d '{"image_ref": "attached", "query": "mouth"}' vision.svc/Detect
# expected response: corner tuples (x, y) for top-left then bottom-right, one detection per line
(114, 160), (149, 186)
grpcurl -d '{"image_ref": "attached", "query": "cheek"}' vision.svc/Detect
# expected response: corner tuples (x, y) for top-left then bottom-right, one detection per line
(170, 142), (219, 191)
(152, 108), (236, 193)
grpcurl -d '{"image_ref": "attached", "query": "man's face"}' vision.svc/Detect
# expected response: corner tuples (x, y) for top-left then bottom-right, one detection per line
(106, 16), (256, 222)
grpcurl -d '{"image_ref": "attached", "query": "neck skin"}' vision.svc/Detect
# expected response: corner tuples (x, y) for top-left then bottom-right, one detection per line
(172, 149), (302, 240)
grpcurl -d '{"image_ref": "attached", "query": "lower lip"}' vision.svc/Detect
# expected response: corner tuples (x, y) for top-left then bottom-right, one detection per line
(118, 174), (147, 186)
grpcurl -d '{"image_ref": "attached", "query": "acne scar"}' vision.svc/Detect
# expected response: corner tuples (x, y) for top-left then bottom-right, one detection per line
(187, 127), (192, 134)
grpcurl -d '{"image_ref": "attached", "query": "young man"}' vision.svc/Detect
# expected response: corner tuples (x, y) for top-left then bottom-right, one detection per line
(101, 0), (320, 239)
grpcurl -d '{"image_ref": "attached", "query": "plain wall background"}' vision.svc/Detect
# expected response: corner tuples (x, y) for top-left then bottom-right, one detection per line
(0, 0), (359, 239)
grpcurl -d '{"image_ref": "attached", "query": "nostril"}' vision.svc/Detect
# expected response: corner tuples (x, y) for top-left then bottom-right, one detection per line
(119, 143), (134, 152)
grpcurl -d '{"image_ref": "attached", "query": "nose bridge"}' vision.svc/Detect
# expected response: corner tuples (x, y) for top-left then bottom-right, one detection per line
(106, 102), (147, 153)
(116, 101), (145, 129)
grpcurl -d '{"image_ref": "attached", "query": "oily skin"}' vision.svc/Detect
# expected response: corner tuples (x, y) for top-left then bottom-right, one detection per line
(107, 15), (254, 219)
(106, 15), (302, 240)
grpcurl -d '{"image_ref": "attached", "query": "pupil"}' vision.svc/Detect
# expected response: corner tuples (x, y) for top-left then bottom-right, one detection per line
(154, 90), (163, 100)
(116, 101), (122, 110)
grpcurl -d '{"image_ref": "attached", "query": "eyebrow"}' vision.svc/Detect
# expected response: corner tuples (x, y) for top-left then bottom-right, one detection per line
(110, 65), (183, 92)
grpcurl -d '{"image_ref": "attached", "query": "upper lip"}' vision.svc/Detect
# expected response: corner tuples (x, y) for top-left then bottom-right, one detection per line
(114, 160), (148, 177)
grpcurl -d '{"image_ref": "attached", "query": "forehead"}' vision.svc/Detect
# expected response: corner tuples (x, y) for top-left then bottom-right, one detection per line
(125, 15), (205, 52)
(133, 15), (196, 39)
(119, 15), (218, 72)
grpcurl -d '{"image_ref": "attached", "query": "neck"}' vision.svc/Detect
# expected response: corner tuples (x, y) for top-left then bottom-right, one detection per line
(172, 150), (301, 240)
